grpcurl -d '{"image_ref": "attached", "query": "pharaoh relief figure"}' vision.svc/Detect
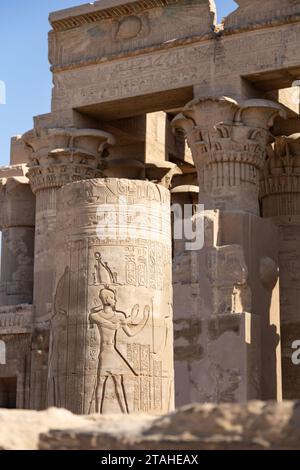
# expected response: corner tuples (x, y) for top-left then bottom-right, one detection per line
(90, 287), (150, 414)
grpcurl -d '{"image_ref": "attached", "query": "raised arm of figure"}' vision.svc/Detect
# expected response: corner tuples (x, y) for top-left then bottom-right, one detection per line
(122, 305), (150, 337)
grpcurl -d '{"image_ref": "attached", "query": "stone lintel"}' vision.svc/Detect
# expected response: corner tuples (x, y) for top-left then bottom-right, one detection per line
(49, 0), (216, 32)
(10, 136), (31, 166)
(0, 165), (28, 181)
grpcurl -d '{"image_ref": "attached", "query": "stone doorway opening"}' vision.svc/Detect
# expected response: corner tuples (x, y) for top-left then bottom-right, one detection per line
(0, 378), (17, 409)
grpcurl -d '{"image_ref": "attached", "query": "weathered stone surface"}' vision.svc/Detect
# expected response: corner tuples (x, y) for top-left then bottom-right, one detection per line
(224, 1), (300, 32)
(172, 97), (285, 214)
(0, 305), (33, 334)
(48, 178), (174, 414)
(0, 323), (32, 409)
(23, 127), (115, 194)
(0, 407), (91, 450)
(49, 0), (216, 69)
(50, 12), (300, 113)
(10, 136), (31, 166)
(2, 0), (300, 418)
(1, 401), (299, 450)
(172, 97), (283, 404)
(0, 179), (35, 306)
(261, 135), (300, 399)
(0, 164), (28, 180)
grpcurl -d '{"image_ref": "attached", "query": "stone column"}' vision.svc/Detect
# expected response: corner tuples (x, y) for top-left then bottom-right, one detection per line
(171, 185), (202, 406)
(172, 97), (284, 402)
(23, 128), (115, 323)
(22, 128), (114, 410)
(0, 178), (35, 305)
(260, 134), (300, 399)
(49, 178), (173, 415)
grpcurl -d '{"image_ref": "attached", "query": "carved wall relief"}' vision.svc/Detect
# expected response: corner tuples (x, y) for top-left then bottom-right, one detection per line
(111, 14), (150, 42)
(90, 287), (150, 413)
(49, 1), (215, 70)
(261, 134), (300, 398)
(48, 178), (173, 415)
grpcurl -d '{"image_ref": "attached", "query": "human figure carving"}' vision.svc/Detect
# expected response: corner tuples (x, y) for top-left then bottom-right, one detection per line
(48, 266), (69, 407)
(90, 287), (150, 413)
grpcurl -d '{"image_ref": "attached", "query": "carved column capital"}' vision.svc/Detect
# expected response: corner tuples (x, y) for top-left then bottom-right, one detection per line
(260, 133), (300, 217)
(172, 96), (285, 213)
(22, 128), (115, 193)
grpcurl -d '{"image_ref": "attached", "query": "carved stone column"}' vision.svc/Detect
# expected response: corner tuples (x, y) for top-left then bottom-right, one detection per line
(172, 97), (284, 402)
(49, 178), (174, 415)
(0, 178), (35, 305)
(171, 185), (201, 406)
(23, 128), (115, 323)
(22, 128), (114, 410)
(261, 134), (300, 399)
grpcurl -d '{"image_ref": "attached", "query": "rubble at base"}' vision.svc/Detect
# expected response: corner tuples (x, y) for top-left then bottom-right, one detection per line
(1, 401), (300, 450)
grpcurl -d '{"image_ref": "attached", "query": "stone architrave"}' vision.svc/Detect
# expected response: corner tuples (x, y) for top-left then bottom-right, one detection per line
(224, 0), (300, 32)
(172, 97), (283, 402)
(261, 134), (300, 399)
(48, 178), (174, 415)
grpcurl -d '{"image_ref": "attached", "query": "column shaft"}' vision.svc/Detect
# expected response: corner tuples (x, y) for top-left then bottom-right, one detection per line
(172, 96), (284, 402)
(0, 227), (35, 305)
(22, 127), (115, 410)
(48, 178), (174, 415)
(0, 179), (35, 305)
(33, 188), (57, 321)
(261, 134), (300, 399)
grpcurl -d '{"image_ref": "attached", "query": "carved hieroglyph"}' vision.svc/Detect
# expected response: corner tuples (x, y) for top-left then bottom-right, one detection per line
(48, 178), (174, 415)
(0, 178), (35, 305)
(49, 0), (216, 69)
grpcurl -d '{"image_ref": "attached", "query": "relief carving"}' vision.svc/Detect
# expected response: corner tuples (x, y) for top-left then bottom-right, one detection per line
(93, 253), (118, 285)
(260, 134), (300, 216)
(50, 179), (173, 415)
(47, 266), (70, 407)
(208, 244), (252, 315)
(90, 287), (150, 413)
(112, 14), (150, 42)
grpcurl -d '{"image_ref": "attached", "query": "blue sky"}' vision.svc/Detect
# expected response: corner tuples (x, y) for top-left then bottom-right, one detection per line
(0, 0), (237, 165)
